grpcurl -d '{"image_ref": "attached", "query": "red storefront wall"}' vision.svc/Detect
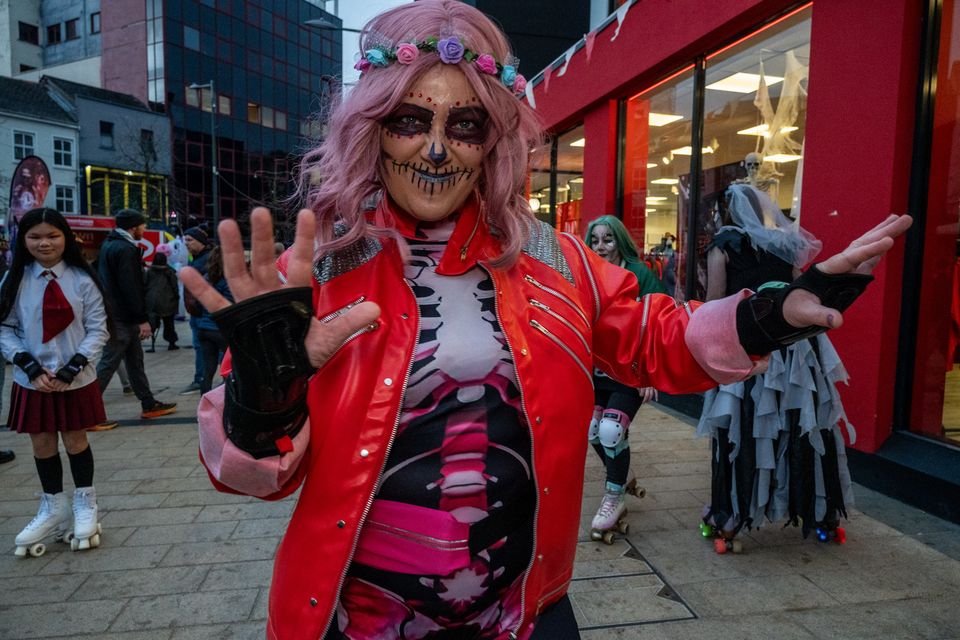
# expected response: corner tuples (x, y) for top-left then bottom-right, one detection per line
(531, 0), (923, 453)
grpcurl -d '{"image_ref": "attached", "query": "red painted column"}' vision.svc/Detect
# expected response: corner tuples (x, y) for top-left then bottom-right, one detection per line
(581, 100), (619, 229)
(800, 0), (923, 452)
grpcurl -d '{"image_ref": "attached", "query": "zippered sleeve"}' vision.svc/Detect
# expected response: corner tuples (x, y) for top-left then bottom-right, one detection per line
(559, 234), (765, 394)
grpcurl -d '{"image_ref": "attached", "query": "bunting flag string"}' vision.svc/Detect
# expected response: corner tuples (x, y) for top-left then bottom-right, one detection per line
(611, 2), (632, 41)
(543, 64), (553, 92)
(584, 31), (597, 63)
(556, 43), (577, 77)
(524, 79), (537, 110)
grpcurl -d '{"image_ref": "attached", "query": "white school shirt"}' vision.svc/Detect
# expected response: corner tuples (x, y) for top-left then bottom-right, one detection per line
(0, 261), (110, 390)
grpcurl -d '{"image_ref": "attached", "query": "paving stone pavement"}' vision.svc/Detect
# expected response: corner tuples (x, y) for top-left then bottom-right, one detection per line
(0, 332), (959, 639)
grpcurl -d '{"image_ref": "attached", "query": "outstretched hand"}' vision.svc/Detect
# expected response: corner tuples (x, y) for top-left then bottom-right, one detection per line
(781, 214), (912, 330)
(178, 208), (380, 369)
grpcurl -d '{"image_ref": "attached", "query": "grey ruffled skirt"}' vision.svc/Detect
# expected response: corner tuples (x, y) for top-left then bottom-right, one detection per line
(696, 335), (855, 538)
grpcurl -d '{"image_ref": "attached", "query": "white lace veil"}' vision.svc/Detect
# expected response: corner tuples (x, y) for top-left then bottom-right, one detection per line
(719, 184), (821, 268)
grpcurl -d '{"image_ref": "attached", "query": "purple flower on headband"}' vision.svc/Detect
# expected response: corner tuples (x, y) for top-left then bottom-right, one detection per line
(364, 49), (388, 67)
(437, 37), (465, 64)
(475, 54), (498, 75)
(513, 74), (527, 94)
(395, 43), (419, 65)
(354, 59), (372, 72)
(500, 64), (517, 87)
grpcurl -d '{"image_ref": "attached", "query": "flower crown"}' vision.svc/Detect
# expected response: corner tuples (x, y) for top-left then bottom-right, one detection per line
(354, 36), (527, 95)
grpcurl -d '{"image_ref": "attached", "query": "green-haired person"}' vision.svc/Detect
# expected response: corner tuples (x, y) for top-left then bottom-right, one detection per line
(583, 215), (665, 542)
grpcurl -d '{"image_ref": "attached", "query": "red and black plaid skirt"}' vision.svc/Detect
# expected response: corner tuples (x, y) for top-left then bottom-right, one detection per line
(8, 381), (106, 433)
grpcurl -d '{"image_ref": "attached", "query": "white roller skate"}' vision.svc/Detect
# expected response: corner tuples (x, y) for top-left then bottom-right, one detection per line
(590, 490), (628, 545)
(68, 487), (102, 551)
(14, 492), (70, 557)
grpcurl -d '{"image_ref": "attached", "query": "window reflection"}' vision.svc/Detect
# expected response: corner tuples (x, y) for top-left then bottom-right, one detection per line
(555, 126), (585, 234)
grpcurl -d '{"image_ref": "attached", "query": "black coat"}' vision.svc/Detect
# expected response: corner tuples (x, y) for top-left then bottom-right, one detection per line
(145, 264), (180, 318)
(98, 230), (148, 324)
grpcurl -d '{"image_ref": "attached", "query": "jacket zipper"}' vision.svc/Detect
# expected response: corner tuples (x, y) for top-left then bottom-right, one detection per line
(523, 274), (589, 327)
(481, 265), (538, 640)
(529, 319), (592, 383)
(528, 299), (590, 353)
(319, 284), (420, 639)
(460, 212), (482, 261)
(319, 296), (366, 324)
(562, 234), (601, 322)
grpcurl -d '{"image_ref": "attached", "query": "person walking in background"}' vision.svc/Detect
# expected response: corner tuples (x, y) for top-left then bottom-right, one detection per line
(584, 215), (663, 543)
(94, 208), (176, 427)
(195, 246), (232, 393)
(0, 236), (13, 463)
(180, 227), (211, 395)
(0, 208), (110, 556)
(144, 253), (180, 353)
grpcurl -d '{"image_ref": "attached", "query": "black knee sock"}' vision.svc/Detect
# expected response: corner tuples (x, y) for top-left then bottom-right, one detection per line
(34, 454), (63, 495)
(67, 446), (94, 489)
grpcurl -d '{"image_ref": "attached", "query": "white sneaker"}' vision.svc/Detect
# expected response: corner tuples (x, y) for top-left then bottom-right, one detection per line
(72, 487), (99, 542)
(591, 490), (626, 532)
(14, 492), (70, 556)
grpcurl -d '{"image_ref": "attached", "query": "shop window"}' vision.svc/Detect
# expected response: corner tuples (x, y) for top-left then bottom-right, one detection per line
(696, 6), (813, 300)
(65, 18), (79, 41)
(90, 12), (100, 34)
(909, 0), (960, 445)
(553, 127), (586, 235)
(55, 186), (75, 213)
(53, 138), (73, 168)
(47, 23), (62, 45)
(528, 140), (553, 224)
(623, 67), (695, 298)
(13, 131), (35, 160)
(19, 22), (39, 45)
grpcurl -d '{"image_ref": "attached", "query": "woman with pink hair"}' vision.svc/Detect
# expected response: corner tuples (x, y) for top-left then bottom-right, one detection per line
(180, 1), (910, 638)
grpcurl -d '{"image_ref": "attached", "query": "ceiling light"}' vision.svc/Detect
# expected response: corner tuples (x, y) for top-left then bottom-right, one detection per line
(764, 154), (803, 163)
(706, 72), (784, 93)
(647, 163), (658, 169)
(736, 124), (800, 137)
(556, 185), (569, 192)
(569, 177), (583, 184)
(648, 112), (683, 127)
(650, 178), (679, 185)
(569, 138), (585, 147)
(646, 196), (668, 202)
(661, 157), (670, 165)
(671, 146), (714, 156)
(528, 197), (541, 211)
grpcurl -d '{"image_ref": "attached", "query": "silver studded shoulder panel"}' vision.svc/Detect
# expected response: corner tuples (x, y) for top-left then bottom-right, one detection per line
(312, 222), (383, 286)
(522, 219), (575, 285)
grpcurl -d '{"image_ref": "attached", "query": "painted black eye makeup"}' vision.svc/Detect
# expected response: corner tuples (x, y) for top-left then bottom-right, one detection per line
(445, 106), (489, 145)
(383, 103), (434, 136)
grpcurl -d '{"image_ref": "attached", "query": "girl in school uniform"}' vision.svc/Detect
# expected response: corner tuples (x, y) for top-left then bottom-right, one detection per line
(0, 208), (111, 556)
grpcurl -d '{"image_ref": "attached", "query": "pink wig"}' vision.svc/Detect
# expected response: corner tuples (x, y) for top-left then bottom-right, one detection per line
(298, 0), (545, 268)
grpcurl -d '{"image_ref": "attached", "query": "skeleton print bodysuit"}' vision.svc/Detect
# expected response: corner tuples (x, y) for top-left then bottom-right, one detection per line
(335, 217), (535, 640)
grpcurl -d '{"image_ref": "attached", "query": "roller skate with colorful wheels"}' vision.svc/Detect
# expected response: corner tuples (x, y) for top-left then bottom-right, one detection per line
(814, 520), (846, 545)
(623, 471), (646, 499)
(67, 487), (102, 552)
(713, 535), (743, 554)
(14, 492), (70, 557)
(590, 490), (629, 545)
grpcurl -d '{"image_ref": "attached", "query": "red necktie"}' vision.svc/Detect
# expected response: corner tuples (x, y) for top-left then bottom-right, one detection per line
(41, 271), (75, 343)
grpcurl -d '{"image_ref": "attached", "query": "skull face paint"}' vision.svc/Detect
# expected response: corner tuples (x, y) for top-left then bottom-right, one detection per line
(381, 66), (487, 222)
(589, 224), (620, 265)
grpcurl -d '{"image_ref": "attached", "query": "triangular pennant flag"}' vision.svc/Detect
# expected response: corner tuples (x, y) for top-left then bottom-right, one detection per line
(556, 44), (577, 77)
(524, 80), (537, 110)
(584, 31), (597, 62)
(543, 64), (553, 92)
(611, 2), (632, 41)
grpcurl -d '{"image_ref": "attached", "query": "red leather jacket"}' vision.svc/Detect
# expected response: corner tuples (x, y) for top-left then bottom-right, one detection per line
(202, 199), (752, 639)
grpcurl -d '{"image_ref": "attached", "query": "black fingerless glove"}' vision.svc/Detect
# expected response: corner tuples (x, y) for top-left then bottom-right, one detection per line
(736, 264), (874, 355)
(55, 353), (89, 384)
(211, 287), (316, 459)
(13, 352), (44, 381)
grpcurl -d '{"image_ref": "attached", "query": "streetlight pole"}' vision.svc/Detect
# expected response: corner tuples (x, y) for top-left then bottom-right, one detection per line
(188, 80), (219, 229)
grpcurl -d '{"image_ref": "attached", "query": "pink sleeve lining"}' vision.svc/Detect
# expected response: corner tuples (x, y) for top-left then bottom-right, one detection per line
(684, 290), (769, 384)
(197, 385), (309, 498)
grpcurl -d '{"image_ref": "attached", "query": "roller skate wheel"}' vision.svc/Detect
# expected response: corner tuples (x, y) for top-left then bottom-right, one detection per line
(636, 488), (646, 498)
(617, 521), (629, 534)
(97, 523), (102, 534)
(835, 527), (846, 544)
(90, 533), (101, 548)
(78, 537), (91, 551)
(590, 530), (603, 541)
(63, 531), (74, 544)
(70, 537), (79, 551)
(713, 538), (727, 554)
(602, 531), (615, 545)
(699, 523), (713, 538)
(731, 540), (743, 554)
(29, 543), (46, 557)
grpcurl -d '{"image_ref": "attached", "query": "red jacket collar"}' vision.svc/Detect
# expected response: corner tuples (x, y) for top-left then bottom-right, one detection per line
(377, 194), (493, 276)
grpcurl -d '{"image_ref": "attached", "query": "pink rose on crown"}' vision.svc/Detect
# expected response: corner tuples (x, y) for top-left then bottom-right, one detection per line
(354, 59), (372, 72)
(395, 43), (419, 65)
(475, 54), (498, 75)
(513, 74), (527, 94)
